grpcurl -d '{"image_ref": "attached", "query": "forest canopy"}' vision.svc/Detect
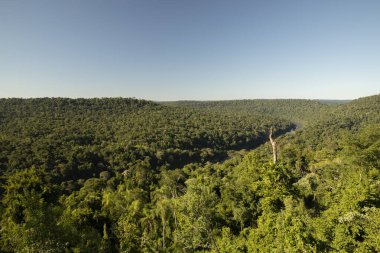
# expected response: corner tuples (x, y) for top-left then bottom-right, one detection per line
(0, 94), (379, 252)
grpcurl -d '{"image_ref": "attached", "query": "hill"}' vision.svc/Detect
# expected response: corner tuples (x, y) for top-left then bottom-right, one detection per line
(162, 99), (331, 125)
(0, 95), (379, 252)
(0, 97), (293, 191)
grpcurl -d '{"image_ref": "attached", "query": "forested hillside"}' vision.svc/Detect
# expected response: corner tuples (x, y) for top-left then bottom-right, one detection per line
(162, 99), (330, 125)
(0, 98), (293, 187)
(0, 95), (379, 252)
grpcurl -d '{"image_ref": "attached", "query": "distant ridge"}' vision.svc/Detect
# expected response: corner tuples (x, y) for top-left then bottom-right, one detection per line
(318, 99), (351, 105)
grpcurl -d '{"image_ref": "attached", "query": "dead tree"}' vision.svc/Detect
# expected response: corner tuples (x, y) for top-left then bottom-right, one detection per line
(269, 127), (278, 163)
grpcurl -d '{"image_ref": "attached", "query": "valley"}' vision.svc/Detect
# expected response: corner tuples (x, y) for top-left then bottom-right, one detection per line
(0, 95), (379, 252)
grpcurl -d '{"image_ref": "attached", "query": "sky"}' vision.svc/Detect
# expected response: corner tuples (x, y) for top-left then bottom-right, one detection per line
(0, 0), (379, 100)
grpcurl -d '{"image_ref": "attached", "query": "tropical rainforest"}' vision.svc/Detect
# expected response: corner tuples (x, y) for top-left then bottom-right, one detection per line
(0, 94), (379, 252)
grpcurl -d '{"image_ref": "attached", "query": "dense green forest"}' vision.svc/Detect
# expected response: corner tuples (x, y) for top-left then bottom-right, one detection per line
(162, 99), (328, 126)
(0, 95), (379, 252)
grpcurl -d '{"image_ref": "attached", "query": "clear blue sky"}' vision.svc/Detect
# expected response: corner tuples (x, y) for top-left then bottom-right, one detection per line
(1, 0), (379, 100)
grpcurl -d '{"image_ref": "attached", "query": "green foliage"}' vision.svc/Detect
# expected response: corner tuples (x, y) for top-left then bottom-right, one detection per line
(0, 167), (67, 252)
(174, 176), (220, 251)
(0, 94), (379, 252)
(162, 99), (329, 125)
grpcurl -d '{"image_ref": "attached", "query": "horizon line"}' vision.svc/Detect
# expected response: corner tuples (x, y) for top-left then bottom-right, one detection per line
(0, 96), (361, 102)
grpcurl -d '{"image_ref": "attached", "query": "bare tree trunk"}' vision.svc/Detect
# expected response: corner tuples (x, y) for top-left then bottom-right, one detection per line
(269, 127), (278, 163)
